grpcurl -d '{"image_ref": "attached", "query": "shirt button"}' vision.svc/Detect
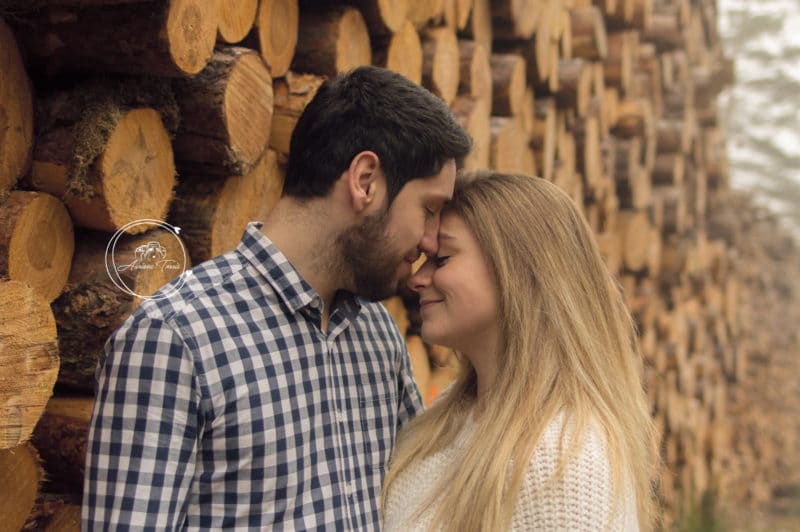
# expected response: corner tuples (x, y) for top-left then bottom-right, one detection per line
(336, 409), (346, 423)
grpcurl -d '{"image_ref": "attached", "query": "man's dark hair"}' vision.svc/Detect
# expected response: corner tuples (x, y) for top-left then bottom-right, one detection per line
(283, 66), (472, 203)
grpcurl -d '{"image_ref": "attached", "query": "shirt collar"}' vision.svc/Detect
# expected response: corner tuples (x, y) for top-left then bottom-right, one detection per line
(236, 222), (361, 318)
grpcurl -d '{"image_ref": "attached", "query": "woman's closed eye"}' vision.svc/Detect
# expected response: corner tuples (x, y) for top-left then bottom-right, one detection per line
(434, 255), (450, 267)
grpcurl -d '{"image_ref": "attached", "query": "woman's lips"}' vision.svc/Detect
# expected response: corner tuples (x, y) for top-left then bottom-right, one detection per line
(419, 299), (442, 311)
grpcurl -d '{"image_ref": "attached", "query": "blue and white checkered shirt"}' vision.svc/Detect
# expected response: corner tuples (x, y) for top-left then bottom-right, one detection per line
(83, 222), (423, 530)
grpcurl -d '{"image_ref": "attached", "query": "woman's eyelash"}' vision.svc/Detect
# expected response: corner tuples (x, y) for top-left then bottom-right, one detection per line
(434, 256), (450, 267)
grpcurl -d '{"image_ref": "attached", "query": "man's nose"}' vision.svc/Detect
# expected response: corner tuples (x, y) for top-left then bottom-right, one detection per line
(418, 214), (440, 255)
(408, 258), (435, 292)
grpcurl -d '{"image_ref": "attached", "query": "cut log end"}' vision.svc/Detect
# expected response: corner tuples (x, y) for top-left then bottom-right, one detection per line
(422, 27), (459, 104)
(336, 8), (372, 73)
(0, 443), (42, 531)
(0, 281), (59, 449)
(257, 0), (299, 77)
(218, 0), (258, 44)
(0, 191), (75, 302)
(0, 20), (34, 193)
(100, 108), (176, 233)
(166, 0), (220, 75)
(224, 51), (275, 172)
(385, 20), (423, 85)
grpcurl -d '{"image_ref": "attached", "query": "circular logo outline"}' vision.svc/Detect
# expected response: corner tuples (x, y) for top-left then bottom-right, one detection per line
(104, 219), (189, 300)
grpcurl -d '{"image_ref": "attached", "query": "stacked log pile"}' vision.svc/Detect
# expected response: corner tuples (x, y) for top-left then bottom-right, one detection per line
(0, 0), (797, 529)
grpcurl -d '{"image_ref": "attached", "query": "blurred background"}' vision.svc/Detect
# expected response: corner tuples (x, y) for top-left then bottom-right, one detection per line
(718, 0), (800, 237)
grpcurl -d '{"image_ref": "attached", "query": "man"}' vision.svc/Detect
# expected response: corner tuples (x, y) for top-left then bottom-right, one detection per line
(83, 66), (472, 530)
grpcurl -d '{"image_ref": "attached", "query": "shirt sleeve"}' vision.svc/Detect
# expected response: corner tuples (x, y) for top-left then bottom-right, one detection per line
(396, 345), (424, 431)
(82, 313), (202, 531)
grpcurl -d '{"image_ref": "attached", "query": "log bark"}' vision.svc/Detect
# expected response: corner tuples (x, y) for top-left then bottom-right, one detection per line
(450, 96), (491, 171)
(654, 185), (687, 234)
(555, 58), (592, 117)
(28, 99), (175, 234)
(11, 0), (219, 77)
(531, 97), (557, 181)
(657, 118), (692, 154)
(491, 0), (544, 40)
(0, 442), (42, 531)
(169, 150), (283, 265)
(31, 396), (92, 495)
(614, 138), (652, 210)
(570, 6), (608, 60)
(460, 0), (491, 53)
(0, 280), (59, 449)
(643, 10), (684, 53)
(373, 20), (423, 85)
(0, 191), (74, 302)
(457, 40), (492, 102)
(0, 20), (34, 198)
(269, 72), (325, 156)
(292, 5), (371, 76)
(44, 504), (81, 532)
(573, 112), (603, 191)
(218, 0), (258, 43)
(652, 153), (685, 187)
(250, 0), (299, 78)
(489, 117), (536, 175)
(420, 26), (459, 104)
(603, 31), (634, 92)
(51, 229), (189, 392)
(173, 47), (274, 177)
(489, 53), (526, 117)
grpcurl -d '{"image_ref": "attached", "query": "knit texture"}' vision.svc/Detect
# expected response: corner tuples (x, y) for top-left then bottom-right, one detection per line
(383, 414), (639, 531)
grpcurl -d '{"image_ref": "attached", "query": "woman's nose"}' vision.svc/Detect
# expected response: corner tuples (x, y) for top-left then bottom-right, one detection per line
(408, 257), (435, 292)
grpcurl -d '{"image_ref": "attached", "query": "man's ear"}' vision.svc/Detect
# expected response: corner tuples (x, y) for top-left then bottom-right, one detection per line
(347, 151), (382, 212)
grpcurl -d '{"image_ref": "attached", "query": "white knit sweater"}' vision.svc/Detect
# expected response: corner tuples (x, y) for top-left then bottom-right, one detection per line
(382, 414), (639, 531)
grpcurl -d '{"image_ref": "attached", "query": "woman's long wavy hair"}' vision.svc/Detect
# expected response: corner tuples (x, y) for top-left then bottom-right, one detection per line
(382, 171), (660, 531)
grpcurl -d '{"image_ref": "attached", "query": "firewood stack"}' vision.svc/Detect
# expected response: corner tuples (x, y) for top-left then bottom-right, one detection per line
(0, 0), (796, 529)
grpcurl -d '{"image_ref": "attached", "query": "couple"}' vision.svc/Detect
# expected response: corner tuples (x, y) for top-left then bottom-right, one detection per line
(84, 66), (659, 530)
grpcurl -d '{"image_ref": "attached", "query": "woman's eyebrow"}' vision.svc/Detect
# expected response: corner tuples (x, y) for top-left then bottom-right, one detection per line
(438, 232), (456, 241)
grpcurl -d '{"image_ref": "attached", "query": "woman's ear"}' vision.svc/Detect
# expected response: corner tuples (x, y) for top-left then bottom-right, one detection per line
(347, 151), (381, 212)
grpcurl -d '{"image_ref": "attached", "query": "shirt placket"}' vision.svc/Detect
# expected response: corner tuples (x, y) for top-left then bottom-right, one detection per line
(319, 316), (359, 531)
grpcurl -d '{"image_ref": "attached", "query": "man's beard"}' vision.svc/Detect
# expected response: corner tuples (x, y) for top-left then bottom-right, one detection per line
(337, 207), (406, 301)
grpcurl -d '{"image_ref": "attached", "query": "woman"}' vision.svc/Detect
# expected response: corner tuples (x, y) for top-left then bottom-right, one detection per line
(382, 171), (660, 531)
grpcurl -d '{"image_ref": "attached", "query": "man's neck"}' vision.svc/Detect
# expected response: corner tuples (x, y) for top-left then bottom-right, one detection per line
(260, 197), (345, 326)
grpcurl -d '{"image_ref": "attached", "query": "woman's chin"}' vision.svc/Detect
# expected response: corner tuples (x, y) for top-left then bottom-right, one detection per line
(420, 325), (450, 350)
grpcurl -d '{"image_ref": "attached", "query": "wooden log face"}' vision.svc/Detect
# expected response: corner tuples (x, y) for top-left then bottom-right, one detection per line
(422, 27), (458, 103)
(0, 191), (74, 302)
(293, 6), (371, 76)
(165, 0), (221, 74)
(256, 0), (299, 77)
(0, 281), (59, 449)
(218, 0), (258, 43)
(172, 48), (274, 177)
(225, 51), (274, 172)
(0, 443), (42, 532)
(336, 8), (372, 72)
(98, 108), (176, 232)
(0, 21), (34, 195)
(385, 20), (423, 84)
(16, 1), (218, 77)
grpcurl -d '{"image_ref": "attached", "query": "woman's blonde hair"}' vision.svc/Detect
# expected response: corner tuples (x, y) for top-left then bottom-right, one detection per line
(382, 171), (660, 531)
